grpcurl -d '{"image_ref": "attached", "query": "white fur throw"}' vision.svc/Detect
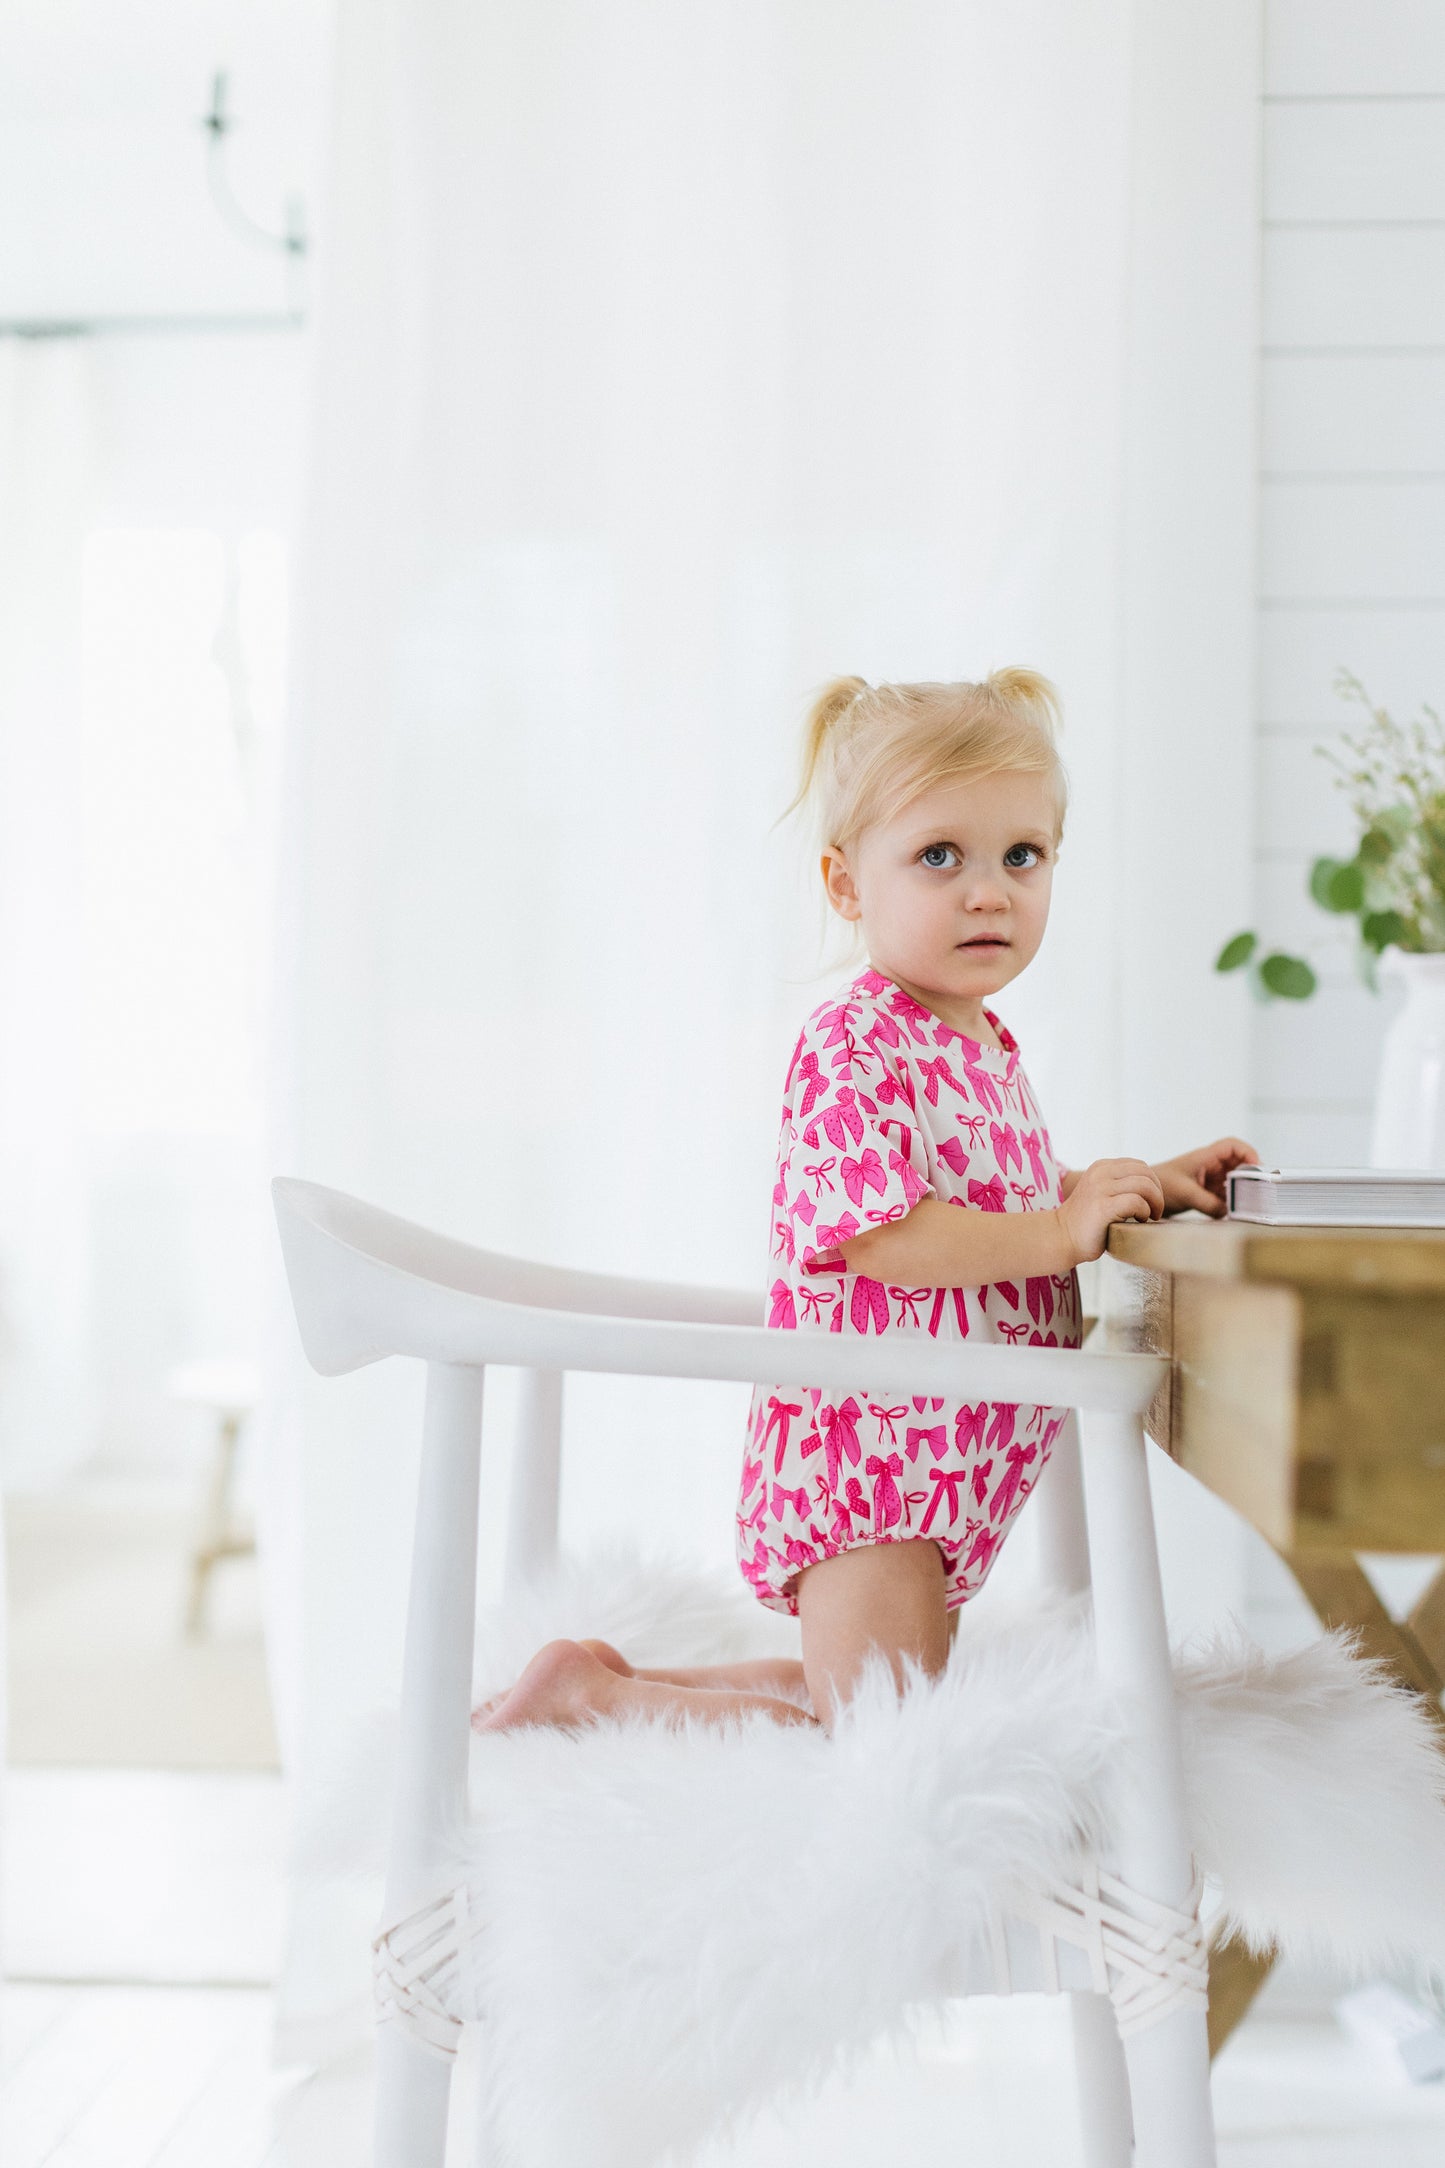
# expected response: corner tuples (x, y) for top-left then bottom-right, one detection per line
(336, 1547), (1445, 2168)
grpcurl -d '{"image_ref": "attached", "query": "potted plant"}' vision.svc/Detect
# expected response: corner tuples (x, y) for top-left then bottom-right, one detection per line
(1216, 671), (1445, 1169)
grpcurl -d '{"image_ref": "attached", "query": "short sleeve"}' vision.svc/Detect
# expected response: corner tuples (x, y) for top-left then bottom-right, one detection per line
(781, 1003), (935, 1273)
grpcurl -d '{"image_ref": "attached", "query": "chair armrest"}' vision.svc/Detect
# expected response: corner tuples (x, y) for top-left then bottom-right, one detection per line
(487, 1308), (1166, 1418)
(273, 1175), (1164, 1415)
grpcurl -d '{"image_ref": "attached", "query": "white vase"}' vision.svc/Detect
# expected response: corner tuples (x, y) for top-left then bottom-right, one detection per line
(1369, 951), (1445, 1171)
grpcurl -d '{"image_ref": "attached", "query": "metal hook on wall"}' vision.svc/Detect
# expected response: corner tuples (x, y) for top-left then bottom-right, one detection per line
(0, 71), (311, 339)
(202, 73), (307, 263)
(202, 71), (308, 318)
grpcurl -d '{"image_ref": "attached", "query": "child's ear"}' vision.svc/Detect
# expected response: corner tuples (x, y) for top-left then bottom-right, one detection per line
(820, 848), (861, 921)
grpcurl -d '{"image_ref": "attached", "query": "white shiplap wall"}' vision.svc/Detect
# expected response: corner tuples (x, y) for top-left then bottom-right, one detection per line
(1253, 0), (1445, 1165)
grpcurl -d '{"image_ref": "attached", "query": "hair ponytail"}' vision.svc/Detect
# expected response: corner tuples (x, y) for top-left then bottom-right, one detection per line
(981, 665), (1062, 737)
(783, 676), (868, 822)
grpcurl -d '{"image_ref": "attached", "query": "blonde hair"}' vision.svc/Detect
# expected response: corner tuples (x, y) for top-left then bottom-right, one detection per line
(788, 668), (1067, 851)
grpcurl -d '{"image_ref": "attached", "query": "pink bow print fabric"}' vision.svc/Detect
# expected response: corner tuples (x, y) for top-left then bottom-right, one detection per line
(736, 967), (1080, 1616)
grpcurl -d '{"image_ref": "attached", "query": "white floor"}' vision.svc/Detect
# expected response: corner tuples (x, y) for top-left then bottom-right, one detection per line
(4, 1485), (278, 1771)
(8, 1978), (1445, 2168)
(0, 1983), (370, 2168)
(2, 1771), (284, 1985)
(4, 1770), (1445, 2166)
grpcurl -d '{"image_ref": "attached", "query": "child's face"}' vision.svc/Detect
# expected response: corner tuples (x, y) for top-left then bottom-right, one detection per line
(822, 769), (1057, 1015)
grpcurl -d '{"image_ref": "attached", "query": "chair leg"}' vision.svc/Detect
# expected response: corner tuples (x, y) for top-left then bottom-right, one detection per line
(1038, 1421), (1136, 2161)
(376, 1361), (485, 2168)
(185, 1411), (249, 1638)
(1034, 1409), (1092, 1600)
(1081, 1410), (1216, 2168)
(504, 1365), (563, 1596)
(1068, 1990), (1133, 2168)
(375, 2025), (454, 2165)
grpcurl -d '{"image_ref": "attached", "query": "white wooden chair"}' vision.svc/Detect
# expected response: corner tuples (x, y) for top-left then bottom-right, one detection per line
(272, 1174), (1216, 2168)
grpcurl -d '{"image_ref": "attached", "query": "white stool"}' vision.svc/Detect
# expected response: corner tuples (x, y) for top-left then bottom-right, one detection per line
(167, 1359), (260, 1638)
(272, 1175), (1216, 2168)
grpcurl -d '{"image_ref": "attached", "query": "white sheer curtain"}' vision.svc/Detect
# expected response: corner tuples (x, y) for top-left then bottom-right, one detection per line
(0, 344), (95, 1493)
(268, 0), (1260, 2052)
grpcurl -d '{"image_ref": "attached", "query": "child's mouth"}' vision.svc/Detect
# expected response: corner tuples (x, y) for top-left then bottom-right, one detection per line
(958, 936), (1009, 949)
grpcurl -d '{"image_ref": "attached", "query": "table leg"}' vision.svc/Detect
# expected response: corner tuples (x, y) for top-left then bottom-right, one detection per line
(1405, 1564), (1445, 1687)
(1205, 1551), (1445, 2060)
(1206, 1935), (1275, 2057)
(1284, 1550), (1445, 1730)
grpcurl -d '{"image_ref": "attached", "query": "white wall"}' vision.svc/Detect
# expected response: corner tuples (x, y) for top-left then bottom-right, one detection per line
(1249, 0), (1445, 1167)
(1238, 0), (1445, 1649)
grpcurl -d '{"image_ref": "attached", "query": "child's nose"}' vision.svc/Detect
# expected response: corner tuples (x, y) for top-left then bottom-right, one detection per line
(962, 876), (1008, 910)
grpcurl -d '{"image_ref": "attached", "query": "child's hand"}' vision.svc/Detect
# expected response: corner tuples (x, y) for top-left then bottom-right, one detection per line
(1057, 1159), (1166, 1264)
(1150, 1137), (1259, 1218)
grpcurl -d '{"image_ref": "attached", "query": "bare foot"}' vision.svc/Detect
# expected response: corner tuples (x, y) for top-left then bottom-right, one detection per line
(472, 1637), (633, 1728)
(473, 1639), (624, 1735)
(579, 1637), (633, 1677)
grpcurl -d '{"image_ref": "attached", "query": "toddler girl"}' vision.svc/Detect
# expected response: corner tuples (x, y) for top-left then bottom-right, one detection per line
(478, 669), (1255, 1735)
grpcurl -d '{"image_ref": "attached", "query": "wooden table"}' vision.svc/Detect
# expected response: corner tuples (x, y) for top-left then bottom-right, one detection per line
(1102, 1216), (1445, 2050)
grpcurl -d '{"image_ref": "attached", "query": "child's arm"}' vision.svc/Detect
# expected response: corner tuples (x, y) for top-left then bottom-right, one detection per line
(836, 1158), (1166, 1283)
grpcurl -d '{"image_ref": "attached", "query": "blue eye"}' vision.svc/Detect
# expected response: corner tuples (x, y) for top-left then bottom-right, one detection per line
(1003, 843), (1041, 870)
(920, 844), (957, 869)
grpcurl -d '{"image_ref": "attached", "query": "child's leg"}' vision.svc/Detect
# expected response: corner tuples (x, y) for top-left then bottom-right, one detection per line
(473, 1540), (949, 1735)
(582, 1641), (809, 1699)
(474, 1639), (816, 1734)
(471, 1642), (808, 1723)
(795, 1539), (950, 1724)
(582, 1602), (953, 1697)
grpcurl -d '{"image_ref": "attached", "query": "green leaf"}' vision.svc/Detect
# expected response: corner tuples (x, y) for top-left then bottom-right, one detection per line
(1361, 863), (1394, 912)
(1361, 909), (1406, 953)
(1309, 856), (1343, 908)
(1324, 860), (1366, 913)
(1257, 952), (1318, 1000)
(1214, 931), (1257, 972)
(1358, 825), (1396, 866)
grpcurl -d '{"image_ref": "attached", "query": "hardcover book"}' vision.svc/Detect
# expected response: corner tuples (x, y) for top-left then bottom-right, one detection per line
(1226, 1166), (1445, 1228)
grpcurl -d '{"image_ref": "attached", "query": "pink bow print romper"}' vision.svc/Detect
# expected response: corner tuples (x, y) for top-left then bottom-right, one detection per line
(735, 967), (1081, 1615)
